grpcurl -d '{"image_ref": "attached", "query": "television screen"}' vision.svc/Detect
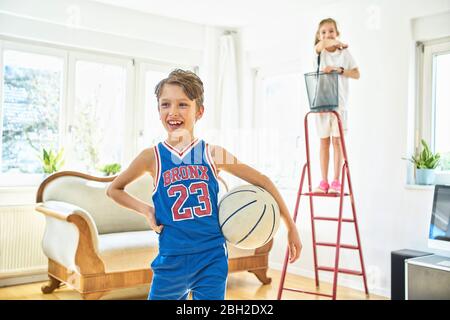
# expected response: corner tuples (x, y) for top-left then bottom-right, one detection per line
(429, 185), (450, 242)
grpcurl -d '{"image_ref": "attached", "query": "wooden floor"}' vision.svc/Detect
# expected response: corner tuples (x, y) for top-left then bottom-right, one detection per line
(0, 269), (388, 300)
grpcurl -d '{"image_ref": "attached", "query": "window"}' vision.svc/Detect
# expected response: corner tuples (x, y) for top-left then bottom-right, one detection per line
(68, 58), (129, 173)
(254, 72), (305, 189)
(1, 48), (64, 184)
(421, 39), (450, 173)
(432, 52), (450, 170)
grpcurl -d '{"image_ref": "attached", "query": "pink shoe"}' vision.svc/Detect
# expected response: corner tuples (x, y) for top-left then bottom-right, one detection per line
(314, 180), (329, 193)
(329, 180), (342, 194)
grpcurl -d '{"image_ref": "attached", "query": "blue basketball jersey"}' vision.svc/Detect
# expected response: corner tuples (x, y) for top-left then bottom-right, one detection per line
(152, 138), (225, 255)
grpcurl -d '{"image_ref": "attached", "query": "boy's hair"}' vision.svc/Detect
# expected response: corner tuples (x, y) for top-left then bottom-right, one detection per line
(154, 69), (204, 109)
(314, 18), (340, 45)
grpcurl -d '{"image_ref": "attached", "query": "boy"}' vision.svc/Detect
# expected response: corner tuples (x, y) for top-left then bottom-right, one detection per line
(106, 69), (302, 300)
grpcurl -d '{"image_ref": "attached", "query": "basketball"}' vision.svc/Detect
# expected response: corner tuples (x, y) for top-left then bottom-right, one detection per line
(218, 185), (280, 249)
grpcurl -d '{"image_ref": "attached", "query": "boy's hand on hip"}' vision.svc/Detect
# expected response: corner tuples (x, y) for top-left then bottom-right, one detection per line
(144, 206), (164, 234)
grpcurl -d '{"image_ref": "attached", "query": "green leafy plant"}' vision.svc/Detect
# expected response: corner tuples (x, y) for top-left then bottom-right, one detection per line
(99, 163), (121, 176)
(404, 139), (441, 169)
(41, 148), (65, 174)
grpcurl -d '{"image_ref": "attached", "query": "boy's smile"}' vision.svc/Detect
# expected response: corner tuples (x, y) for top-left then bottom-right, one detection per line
(167, 118), (184, 131)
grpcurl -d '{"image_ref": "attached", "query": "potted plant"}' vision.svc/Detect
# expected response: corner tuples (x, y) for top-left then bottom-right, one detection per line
(99, 163), (121, 176)
(41, 147), (65, 177)
(405, 139), (440, 185)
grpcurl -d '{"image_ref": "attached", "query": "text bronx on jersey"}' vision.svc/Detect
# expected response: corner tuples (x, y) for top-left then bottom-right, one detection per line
(163, 165), (210, 187)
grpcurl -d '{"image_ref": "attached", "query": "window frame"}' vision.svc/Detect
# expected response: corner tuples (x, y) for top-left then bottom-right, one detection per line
(419, 38), (450, 174)
(412, 37), (450, 184)
(253, 67), (305, 190)
(66, 51), (135, 169)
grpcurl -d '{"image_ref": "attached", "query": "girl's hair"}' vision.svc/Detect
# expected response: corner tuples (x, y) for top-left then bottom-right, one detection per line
(314, 18), (340, 45)
(155, 69), (204, 109)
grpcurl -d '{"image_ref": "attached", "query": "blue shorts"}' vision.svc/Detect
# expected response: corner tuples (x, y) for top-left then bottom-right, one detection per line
(148, 244), (228, 300)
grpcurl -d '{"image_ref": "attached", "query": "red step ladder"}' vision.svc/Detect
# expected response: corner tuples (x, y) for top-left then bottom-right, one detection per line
(277, 110), (369, 300)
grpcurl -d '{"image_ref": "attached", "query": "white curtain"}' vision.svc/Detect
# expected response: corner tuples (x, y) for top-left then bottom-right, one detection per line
(215, 33), (242, 189)
(216, 33), (240, 154)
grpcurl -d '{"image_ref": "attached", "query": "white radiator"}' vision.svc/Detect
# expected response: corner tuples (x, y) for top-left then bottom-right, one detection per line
(0, 205), (48, 285)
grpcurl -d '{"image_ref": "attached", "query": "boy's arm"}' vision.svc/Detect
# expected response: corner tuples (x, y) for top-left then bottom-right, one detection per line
(211, 145), (302, 263)
(106, 147), (163, 233)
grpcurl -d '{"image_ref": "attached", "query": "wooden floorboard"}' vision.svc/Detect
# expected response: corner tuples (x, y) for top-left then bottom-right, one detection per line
(0, 269), (388, 300)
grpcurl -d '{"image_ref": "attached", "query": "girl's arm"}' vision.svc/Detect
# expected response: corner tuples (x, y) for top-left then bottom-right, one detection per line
(343, 67), (360, 79)
(323, 66), (360, 80)
(211, 145), (302, 263)
(315, 39), (348, 54)
(106, 147), (163, 233)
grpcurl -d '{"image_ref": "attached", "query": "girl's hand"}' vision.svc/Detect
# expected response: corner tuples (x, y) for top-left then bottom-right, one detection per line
(334, 42), (348, 50)
(325, 39), (348, 50)
(323, 66), (338, 73)
(144, 206), (164, 234)
(287, 223), (302, 263)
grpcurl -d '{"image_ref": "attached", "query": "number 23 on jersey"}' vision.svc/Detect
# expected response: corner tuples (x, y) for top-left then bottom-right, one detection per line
(167, 181), (212, 221)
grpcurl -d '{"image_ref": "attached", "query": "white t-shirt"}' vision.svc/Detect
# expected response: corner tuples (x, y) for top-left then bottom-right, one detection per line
(313, 48), (357, 109)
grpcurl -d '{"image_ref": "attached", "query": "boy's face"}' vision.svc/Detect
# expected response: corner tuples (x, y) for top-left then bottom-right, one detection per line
(319, 23), (338, 41)
(158, 84), (204, 136)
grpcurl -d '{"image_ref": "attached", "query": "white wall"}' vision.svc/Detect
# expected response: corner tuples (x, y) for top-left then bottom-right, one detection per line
(0, 0), (205, 65)
(241, 0), (450, 297)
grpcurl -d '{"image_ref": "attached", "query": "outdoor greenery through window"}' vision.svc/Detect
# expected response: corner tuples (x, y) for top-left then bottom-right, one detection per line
(1, 50), (63, 175)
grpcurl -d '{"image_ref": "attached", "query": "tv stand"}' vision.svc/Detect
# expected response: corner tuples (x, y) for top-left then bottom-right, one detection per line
(405, 254), (450, 300)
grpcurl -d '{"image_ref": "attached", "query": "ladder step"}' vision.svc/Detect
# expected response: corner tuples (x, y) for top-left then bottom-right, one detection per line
(283, 287), (333, 298)
(302, 192), (350, 197)
(316, 242), (359, 250)
(313, 216), (355, 223)
(317, 266), (363, 276)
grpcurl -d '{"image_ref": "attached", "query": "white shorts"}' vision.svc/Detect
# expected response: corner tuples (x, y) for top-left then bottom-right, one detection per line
(314, 109), (348, 138)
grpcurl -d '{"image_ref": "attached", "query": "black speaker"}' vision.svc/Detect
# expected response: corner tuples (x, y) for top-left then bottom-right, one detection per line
(391, 249), (432, 300)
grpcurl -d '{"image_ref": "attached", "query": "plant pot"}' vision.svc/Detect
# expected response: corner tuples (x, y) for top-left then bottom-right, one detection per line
(416, 168), (435, 185)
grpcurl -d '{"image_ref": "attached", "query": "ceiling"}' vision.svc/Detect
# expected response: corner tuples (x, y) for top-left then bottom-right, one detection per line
(90, 0), (338, 27)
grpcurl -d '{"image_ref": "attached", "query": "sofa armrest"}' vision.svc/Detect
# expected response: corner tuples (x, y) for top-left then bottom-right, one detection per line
(36, 201), (105, 274)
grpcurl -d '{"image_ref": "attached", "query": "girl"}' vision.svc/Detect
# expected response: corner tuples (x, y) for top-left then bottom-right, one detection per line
(313, 18), (360, 193)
